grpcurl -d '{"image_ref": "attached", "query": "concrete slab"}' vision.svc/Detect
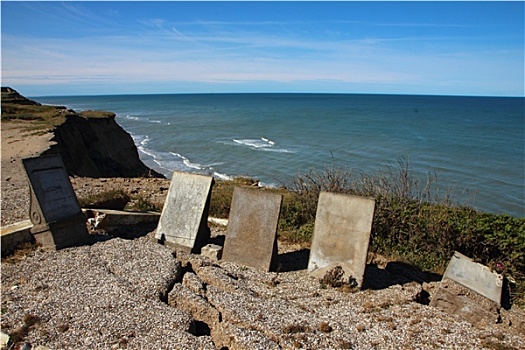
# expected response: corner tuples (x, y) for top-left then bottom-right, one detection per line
(222, 187), (282, 271)
(22, 155), (90, 250)
(155, 171), (213, 253)
(84, 209), (160, 232)
(201, 244), (223, 261)
(307, 192), (375, 288)
(208, 217), (228, 227)
(1, 220), (33, 256)
(429, 251), (503, 324)
(441, 251), (503, 305)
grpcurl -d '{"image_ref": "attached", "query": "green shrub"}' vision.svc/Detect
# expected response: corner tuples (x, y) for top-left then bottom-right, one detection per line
(79, 110), (116, 119)
(207, 158), (524, 304)
(280, 158), (525, 305)
(209, 177), (260, 218)
(126, 194), (161, 212)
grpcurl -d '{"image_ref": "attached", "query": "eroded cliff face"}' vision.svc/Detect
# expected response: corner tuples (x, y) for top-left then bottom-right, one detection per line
(43, 114), (164, 178)
(1, 87), (164, 178)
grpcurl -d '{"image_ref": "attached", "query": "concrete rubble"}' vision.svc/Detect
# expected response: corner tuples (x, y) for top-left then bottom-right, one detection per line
(430, 251), (504, 325)
(2, 235), (523, 350)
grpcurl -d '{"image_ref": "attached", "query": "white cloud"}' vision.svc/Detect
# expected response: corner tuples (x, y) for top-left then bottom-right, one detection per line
(2, 23), (523, 96)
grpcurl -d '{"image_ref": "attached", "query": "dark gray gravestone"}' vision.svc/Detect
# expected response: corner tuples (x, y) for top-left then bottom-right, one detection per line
(155, 171), (213, 253)
(22, 155), (91, 250)
(222, 187), (282, 271)
(308, 192), (375, 289)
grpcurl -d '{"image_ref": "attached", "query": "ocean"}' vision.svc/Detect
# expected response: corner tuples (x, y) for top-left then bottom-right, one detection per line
(33, 93), (524, 217)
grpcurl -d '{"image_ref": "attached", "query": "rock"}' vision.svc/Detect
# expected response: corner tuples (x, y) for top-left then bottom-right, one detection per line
(168, 283), (221, 326)
(201, 244), (223, 260)
(430, 279), (500, 325)
(182, 272), (206, 296)
(213, 322), (280, 350)
(314, 264), (358, 289)
(20, 342), (32, 350)
(1, 87), (164, 179)
(0, 332), (10, 348)
(43, 114), (164, 178)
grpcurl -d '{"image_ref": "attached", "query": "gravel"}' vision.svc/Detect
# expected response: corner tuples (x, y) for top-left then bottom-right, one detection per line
(1, 172), (524, 349)
(2, 232), (524, 349)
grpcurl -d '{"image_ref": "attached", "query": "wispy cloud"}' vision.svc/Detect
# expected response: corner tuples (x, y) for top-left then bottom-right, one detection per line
(4, 29), (521, 93)
(2, 2), (523, 96)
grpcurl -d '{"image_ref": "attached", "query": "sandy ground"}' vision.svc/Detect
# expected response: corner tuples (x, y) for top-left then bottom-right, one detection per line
(1, 121), (170, 225)
(1, 122), (56, 181)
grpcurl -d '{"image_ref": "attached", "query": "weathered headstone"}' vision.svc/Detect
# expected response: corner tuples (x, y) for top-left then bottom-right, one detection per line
(155, 171), (213, 253)
(22, 155), (91, 250)
(308, 192), (375, 289)
(222, 187), (282, 271)
(430, 251), (503, 324)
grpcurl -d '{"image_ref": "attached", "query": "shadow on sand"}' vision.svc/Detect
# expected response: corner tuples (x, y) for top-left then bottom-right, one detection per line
(277, 248), (442, 291)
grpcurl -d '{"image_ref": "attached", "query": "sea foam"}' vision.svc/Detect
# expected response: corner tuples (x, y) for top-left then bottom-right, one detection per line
(232, 137), (293, 153)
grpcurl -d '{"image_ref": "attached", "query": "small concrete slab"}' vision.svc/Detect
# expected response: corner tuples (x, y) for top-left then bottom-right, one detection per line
(22, 155), (91, 250)
(201, 244), (223, 261)
(430, 251), (503, 324)
(308, 192), (375, 289)
(84, 209), (160, 232)
(0, 332), (9, 348)
(222, 187), (282, 271)
(208, 217), (228, 227)
(1, 220), (33, 256)
(155, 171), (213, 253)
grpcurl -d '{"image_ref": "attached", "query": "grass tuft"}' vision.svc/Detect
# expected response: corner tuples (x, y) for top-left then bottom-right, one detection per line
(78, 189), (130, 210)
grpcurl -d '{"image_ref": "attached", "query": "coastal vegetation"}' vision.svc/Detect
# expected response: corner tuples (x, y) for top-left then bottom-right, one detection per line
(80, 161), (524, 304)
(1, 103), (115, 134)
(1, 87), (115, 134)
(209, 159), (525, 305)
(3, 87), (522, 304)
(78, 189), (161, 212)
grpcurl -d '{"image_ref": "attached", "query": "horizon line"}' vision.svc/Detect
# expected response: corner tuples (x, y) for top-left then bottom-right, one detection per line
(26, 91), (525, 99)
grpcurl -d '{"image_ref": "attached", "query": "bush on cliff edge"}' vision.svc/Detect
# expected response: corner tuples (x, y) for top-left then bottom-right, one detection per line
(278, 158), (524, 305)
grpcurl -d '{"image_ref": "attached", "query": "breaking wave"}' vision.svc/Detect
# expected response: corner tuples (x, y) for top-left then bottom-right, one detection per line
(231, 137), (293, 153)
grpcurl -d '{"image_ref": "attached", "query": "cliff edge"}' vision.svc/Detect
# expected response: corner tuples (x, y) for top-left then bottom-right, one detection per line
(1, 87), (164, 178)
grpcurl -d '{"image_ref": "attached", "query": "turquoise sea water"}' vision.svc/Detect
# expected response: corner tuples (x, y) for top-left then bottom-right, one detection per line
(34, 93), (524, 217)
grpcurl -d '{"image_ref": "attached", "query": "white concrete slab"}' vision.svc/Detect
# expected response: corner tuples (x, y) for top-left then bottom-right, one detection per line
(155, 171), (213, 253)
(308, 192), (375, 288)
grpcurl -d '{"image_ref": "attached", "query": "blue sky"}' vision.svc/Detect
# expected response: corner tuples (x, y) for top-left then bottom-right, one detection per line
(1, 1), (524, 96)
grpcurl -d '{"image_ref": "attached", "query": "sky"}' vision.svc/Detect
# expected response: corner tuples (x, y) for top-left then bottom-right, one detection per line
(1, 1), (524, 97)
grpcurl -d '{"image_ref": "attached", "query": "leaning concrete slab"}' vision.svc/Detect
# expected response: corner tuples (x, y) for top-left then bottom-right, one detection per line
(308, 192), (375, 288)
(1, 220), (33, 256)
(22, 155), (91, 250)
(430, 251), (503, 324)
(155, 171), (213, 253)
(222, 187), (282, 271)
(441, 251), (503, 305)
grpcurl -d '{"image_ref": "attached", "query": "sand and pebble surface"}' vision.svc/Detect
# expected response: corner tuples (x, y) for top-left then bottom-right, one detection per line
(2, 122), (525, 349)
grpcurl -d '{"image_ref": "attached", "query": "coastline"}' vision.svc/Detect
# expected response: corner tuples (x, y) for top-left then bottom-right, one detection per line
(2, 112), (525, 349)
(34, 93), (525, 217)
